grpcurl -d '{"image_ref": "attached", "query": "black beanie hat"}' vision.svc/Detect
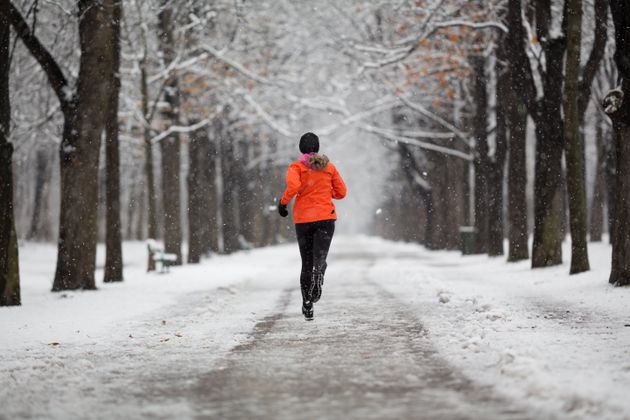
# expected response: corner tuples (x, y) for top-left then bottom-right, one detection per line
(299, 132), (319, 154)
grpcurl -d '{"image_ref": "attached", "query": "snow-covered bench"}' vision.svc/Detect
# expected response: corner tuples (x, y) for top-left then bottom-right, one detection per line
(147, 240), (177, 273)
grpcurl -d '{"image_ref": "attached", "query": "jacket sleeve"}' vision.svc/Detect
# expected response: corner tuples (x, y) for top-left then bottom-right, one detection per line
(280, 164), (301, 205)
(331, 165), (347, 200)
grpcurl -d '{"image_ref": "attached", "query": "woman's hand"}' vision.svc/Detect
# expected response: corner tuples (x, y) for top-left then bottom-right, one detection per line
(278, 202), (288, 217)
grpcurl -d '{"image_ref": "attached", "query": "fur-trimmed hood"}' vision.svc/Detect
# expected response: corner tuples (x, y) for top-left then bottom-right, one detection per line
(300, 153), (330, 170)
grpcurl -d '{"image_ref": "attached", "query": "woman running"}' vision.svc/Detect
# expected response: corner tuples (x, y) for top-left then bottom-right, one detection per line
(278, 132), (347, 320)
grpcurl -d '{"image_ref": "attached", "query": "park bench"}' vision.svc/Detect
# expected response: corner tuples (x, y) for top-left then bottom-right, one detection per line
(238, 234), (253, 251)
(147, 240), (178, 273)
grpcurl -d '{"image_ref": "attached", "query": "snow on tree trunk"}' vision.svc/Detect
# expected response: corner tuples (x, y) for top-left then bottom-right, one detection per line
(0, 0), (20, 306)
(606, 0), (630, 286)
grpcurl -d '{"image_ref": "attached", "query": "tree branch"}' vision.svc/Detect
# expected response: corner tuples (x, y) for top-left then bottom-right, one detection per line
(432, 20), (508, 34)
(396, 95), (472, 148)
(5, 1), (70, 112)
(363, 125), (473, 161)
(398, 143), (433, 194)
(150, 119), (210, 144)
(578, 0), (608, 117)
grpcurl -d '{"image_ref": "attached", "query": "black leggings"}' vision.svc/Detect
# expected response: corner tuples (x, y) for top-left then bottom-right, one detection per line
(296, 219), (335, 303)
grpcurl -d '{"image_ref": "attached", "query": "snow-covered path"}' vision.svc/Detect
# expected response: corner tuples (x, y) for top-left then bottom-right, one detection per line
(2, 237), (629, 419)
(183, 263), (527, 419)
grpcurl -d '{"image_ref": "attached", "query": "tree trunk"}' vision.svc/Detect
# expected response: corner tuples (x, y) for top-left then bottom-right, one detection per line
(589, 114), (606, 242)
(608, 121), (630, 285)
(125, 176), (136, 239)
(27, 148), (53, 241)
(505, 0), (531, 262)
(263, 163), (282, 246)
(104, 0), (123, 283)
(220, 129), (240, 254)
(141, 65), (158, 240)
(445, 152), (464, 249)
(531, 126), (564, 267)
(606, 0), (630, 286)
(606, 126), (617, 245)
(506, 99), (529, 262)
(564, 0), (590, 274)
(579, 0), (608, 244)
(134, 169), (146, 240)
(187, 125), (212, 263)
(52, 1), (117, 291)
(488, 44), (508, 257)
(157, 5), (182, 264)
(160, 134), (183, 264)
(397, 143), (435, 248)
(0, 0), (20, 305)
(531, 37), (566, 268)
(427, 154), (447, 250)
(471, 54), (489, 254)
(237, 141), (255, 244)
(204, 129), (219, 253)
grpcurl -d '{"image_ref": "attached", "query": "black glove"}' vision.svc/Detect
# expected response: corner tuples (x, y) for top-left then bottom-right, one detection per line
(278, 202), (288, 217)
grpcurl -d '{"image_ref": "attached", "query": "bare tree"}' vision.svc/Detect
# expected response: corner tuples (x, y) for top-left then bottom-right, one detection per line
(564, 0), (589, 274)
(0, 0), (20, 306)
(156, 3), (183, 264)
(5, 1), (118, 290)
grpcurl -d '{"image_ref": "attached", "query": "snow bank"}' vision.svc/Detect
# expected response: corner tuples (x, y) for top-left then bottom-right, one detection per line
(1, 241), (299, 418)
(1, 241), (297, 351)
(356, 236), (630, 420)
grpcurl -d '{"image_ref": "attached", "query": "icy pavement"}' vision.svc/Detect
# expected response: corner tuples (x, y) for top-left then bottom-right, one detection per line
(1, 237), (629, 419)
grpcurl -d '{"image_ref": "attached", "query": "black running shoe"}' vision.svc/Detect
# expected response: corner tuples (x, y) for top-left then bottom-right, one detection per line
(311, 271), (323, 303)
(302, 301), (314, 320)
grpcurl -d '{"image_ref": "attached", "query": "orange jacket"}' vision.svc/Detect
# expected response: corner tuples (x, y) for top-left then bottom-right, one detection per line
(280, 154), (347, 224)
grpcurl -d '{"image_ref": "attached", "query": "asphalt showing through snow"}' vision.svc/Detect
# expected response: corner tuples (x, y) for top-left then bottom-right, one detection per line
(184, 253), (530, 420)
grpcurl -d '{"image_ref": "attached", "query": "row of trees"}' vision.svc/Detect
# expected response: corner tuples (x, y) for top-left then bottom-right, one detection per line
(1, 0), (331, 305)
(1, 0), (629, 306)
(372, 0), (630, 286)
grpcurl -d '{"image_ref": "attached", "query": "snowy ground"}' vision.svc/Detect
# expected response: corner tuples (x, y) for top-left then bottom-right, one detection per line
(1, 236), (629, 419)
